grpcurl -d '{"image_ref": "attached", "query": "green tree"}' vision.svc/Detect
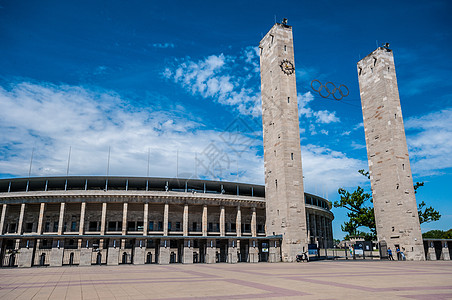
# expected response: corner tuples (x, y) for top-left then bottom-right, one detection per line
(335, 170), (441, 240)
(422, 229), (452, 239)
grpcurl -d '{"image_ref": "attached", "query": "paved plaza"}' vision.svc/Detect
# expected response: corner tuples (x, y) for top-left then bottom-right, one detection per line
(0, 260), (451, 299)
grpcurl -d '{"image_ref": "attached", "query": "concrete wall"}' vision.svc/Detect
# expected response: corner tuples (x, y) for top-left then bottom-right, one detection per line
(358, 48), (424, 260)
(259, 23), (308, 262)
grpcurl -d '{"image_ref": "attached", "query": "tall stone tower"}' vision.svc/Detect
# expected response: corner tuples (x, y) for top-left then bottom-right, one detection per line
(357, 47), (424, 260)
(259, 22), (307, 262)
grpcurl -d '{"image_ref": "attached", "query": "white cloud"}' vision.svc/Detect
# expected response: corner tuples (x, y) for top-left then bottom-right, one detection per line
(297, 92), (340, 124)
(405, 108), (452, 175)
(164, 48), (262, 117)
(314, 110), (339, 124)
(298, 91), (314, 118)
(0, 82), (263, 183)
(0, 82), (370, 202)
(351, 141), (366, 150)
(302, 144), (367, 197)
(153, 43), (175, 48)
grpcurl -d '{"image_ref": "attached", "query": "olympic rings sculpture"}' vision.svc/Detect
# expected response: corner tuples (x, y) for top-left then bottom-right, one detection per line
(310, 79), (349, 100)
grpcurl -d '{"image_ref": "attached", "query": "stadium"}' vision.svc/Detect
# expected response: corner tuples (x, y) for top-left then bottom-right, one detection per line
(0, 176), (333, 267)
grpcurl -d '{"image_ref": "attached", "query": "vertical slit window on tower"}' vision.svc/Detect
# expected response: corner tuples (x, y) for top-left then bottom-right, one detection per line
(373, 57), (377, 66)
(275, 179), (277, 188)
(284, 45), (287, 51)
(291, 153), (293, 160)
(359, 67), (362, 75)
(402, 164), (405, 170)
(395, 113), (397, 119)
(287, 97), (290, 103)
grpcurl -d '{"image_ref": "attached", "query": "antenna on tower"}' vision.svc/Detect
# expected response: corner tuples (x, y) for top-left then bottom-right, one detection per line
(28, 147), (34, 178)
(65, 146), (71, 191)
(146, 147), (150, 177)
(194, 152), (198, 179)
(176, 149), (179, 178)
(66, 146), (71, 176)
(105, 146), (111, 191)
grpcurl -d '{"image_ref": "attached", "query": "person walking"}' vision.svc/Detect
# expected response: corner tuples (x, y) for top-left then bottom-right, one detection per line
(396, 247), (401, 260)
(387, 247), (394, 260)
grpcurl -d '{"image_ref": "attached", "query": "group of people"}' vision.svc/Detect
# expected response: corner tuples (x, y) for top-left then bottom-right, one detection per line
(387, 247), (406, 260)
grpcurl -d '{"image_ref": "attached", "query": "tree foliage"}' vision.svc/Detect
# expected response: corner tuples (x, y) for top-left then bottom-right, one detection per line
(422, 229), (452, 239)
(334, 186), (376, 240)
(335, 170), (441, 240)
(418, 201), (441, 224)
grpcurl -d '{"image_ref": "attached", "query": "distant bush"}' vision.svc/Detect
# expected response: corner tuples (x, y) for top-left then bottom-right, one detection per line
(422, 229), (452, 239)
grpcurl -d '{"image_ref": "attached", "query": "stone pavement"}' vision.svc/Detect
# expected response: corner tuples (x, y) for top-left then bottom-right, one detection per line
(0, 260), (451, 299)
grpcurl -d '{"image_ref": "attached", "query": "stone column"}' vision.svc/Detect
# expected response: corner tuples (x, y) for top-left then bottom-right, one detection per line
(17, 203), (26, 234)
(79, 202), (86, 235)
(220, 206), (225, 237)
(122, 203), (128, 235)
(57, 203), (65, 235)
(0, 204), (7, 234)
(328, 219), (333, 247)
(249, 239), (259, 263)
(269, 239), (281, 262)
(163, 203), (169, 236)
(236, 206), (241, 237)
(50, 239), (64, 267)
(183, 204), (189, 236)
(107, 240), (120, 265)
(206, 239), (216, 264)
(133, 240), (146, 265)
(306, 212), (311, 244)
(183, 239), (194, 264)
(251, 207), (257, 237)
(427, 242), (436, 260)
(441, 242), (450, 261)
(18, 240), (33, 268)
(143, 203), (148, 236)
(158, 239), (170, 264)
(37, 203), (45, 235)
(202, 205), (207, 236)
(79, 244), (92, 266)
(228, 239), (238, 263)
(100, 202), (107, 234)
(313, 214), (318, 246)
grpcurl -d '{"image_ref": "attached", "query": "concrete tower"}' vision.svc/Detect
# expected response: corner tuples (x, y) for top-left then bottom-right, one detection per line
(357, 47), (424, 260)
(259, 22), (307, 262)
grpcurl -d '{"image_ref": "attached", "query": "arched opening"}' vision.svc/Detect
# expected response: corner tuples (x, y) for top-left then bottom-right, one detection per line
(9, 253), (15, 267)
(69, 252), (74, 265)
(170, 251), (176, 263)
(40, 253), (46, 266)
(193, 252), (198, 263)
(122, 252), (128, 264)
(96, 252), (102, 265)
(146, 252), (152, 264)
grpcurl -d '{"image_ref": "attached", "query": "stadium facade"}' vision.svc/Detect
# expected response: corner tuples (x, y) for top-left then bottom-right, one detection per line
(0, 176), (333, 267)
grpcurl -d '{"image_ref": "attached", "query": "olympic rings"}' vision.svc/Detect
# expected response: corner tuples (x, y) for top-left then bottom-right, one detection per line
(310, 79), (349, 100)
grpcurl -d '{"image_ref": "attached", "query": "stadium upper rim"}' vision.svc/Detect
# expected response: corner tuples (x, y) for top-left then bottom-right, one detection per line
(0, 176), (331, 208)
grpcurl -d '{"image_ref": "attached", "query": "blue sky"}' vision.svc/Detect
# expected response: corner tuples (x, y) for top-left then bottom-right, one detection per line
(0, 0), (451, 239)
